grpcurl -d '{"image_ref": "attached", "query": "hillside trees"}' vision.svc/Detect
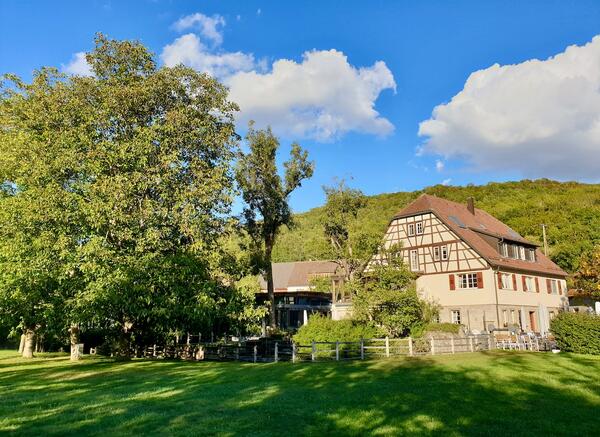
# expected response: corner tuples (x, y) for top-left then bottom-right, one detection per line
(0, 35), (262, 356)
(320, 181), (381, 296)
(236, 125), (314, 329)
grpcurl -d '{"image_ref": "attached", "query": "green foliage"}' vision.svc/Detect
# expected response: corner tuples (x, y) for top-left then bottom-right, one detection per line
(572, 245), (600, 300)
(293, 313), (382, 346)
(550, 312), (600, 355)
(235, 123), (314, 327)
(351, 253), (426, 337)
(272, 180), (600, 273)
(308, 275), (333, 293)
(0, 34), (252, 354)
(412, 323), (461, 338)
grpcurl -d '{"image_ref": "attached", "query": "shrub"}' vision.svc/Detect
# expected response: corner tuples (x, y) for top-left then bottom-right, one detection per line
(550, 312), (600, 354)
(410, 322), (461, 338)
(293, 314), (382, 346)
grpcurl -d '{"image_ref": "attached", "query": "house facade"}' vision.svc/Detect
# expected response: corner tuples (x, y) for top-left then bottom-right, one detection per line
(369, 194), (569, 334)
(258, 261), (342, 329)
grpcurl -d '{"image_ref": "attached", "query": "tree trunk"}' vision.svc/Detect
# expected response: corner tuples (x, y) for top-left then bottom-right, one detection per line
(22, 328), (35, 359)
(69, 325), (81, 361)
(18, 333), (26, 354)
(265, 241), (276, 330)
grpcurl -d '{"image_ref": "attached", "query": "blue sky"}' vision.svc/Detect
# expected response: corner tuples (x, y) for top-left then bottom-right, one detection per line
(2, 1), (600, 212)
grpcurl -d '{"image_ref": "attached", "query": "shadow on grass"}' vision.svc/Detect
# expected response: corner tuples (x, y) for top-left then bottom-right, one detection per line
(0, 350), (599, 436)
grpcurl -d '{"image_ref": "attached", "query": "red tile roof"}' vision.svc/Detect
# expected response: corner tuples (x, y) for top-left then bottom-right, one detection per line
(394, 194), (568, 277)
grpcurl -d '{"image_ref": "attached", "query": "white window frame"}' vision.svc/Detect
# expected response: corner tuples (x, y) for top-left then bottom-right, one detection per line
(510, 310), (516, 324)
(451, 310), (461, 324)
(410, 249), (420, 271)
(441, 245), (449, 260)
(407, 223), (415, 236)
(433, 246), (440, 261)
(499, 242), (508, 257)
(524, 276), (535, 293)
(501, 273), (512, 290)
(519, 246), (526, 260)
(550, 279), (559, 294)
(458, 273), (478, 289)
(502, 310), (508, 327)
(416, 221), (424, 235)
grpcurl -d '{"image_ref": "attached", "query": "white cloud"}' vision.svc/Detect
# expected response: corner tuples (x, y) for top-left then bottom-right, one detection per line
(441, 178), (452, 186)
(62, 52), (92, 76)
(161, 33), (256, 79)
(162, 13), (395, 141)
(173, 12), (226, 45)
(419, 36), (600, 179)
(226, 50), (396, 141)
(435, 159), (444, 172)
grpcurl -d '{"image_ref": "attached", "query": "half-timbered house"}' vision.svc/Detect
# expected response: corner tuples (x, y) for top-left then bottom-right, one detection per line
(369, 194), (569, 333)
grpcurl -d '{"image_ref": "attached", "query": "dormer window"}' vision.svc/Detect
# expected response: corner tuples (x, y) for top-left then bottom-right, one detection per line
(416, 222), (424, 235)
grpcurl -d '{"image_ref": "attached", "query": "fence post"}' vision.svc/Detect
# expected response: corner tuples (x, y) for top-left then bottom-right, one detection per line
(469, 336), (474, 352)
(335, 341), (339, 361)
(292, 343), (296, 363)
(451, 337), (455, 354)
(360, 339), (364, 360)
(430, 338), (435, 355)
(153, 344), (157, 358)
(274, 342), (279, 363)
(408, 337), (413, 356)
(385, 336), (390, 358)
(534, 336), (540, 352)
(488, 334), (493, 350)
(253, 345), (257, 363)
(311, 341), (316, 362)
(235, 346), (239, 361)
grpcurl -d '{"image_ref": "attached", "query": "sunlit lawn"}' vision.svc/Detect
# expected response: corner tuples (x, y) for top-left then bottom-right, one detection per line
(0, 349), (598, 436)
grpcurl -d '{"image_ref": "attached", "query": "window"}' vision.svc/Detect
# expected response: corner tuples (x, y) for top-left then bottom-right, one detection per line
(502, 310), (508, 327)
(526, 248), (536, 262)
(407, 223), (415, 236)
(549, 279), (559, 294)
(498, 242), (508, 257)
(510, 310), (516, 324)
(507, 244), (516, 258)
(524, 276), (535, 292)
(410, 250), (420, 271)
(458, 273), (478, 289)
(519, 246), (526, 260)
(441, 245), (449, 260)
(451, 310), (461, 324)
(501, 273), (513, 290)
(433, 246), (440, 261)
(416, 221), (424, 235)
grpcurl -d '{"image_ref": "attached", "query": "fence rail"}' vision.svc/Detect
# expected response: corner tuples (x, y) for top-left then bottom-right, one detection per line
(133, 333), (554, 364)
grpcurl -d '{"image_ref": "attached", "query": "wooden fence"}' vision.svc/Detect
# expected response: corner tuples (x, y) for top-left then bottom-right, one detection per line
(135, 333), (552, 364)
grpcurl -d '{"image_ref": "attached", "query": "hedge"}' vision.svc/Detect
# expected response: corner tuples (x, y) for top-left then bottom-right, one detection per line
(293, 314), (382, 348)
(550, 312), (600, 355)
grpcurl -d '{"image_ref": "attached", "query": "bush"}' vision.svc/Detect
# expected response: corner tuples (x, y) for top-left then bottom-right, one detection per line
(293, 314), (382, 346)
(550, 312), (600, 354)
(410, 322), (461, 338)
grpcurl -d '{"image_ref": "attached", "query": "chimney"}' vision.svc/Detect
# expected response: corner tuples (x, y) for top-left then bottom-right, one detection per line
(467, 197), (475, 215)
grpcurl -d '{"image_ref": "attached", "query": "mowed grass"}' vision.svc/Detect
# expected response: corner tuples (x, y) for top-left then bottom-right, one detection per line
(1, 350), (599, 436)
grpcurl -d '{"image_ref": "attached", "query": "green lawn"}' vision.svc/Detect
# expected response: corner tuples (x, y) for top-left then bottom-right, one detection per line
(1, 350), (599, 436)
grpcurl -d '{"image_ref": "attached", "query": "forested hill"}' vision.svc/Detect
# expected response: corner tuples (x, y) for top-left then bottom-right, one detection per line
(272, 179), (600, 273)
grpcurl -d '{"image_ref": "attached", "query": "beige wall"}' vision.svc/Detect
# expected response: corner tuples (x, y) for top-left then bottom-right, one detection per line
(417, 269), (567, 331)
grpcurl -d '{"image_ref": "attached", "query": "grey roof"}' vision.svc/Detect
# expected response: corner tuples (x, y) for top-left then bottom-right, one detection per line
(259, 260), (340, 291)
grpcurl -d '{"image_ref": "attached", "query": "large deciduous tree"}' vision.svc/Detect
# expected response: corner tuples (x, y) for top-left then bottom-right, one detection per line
(236, 125), (314, 328)
(0, 34), (245, 356)
(573, 245), (600, 301)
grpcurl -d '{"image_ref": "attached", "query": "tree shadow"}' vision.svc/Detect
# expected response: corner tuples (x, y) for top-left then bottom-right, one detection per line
(1, 351), (599, 436)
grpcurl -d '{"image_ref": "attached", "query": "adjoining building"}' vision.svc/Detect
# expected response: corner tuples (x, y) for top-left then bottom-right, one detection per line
(370, 194), (569, 334)
(257, 261), (342, 329)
